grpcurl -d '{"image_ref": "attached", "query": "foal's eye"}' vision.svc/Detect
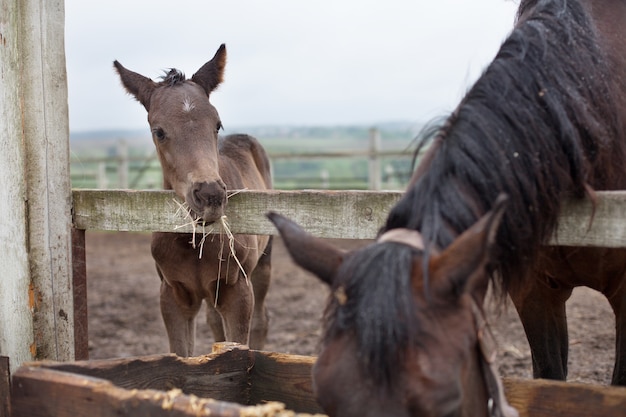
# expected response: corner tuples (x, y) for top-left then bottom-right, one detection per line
(216, 121), (223, 134)
(152, 127), (166, 142)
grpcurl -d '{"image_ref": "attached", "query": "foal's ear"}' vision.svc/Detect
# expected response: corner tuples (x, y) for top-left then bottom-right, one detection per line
(113, 61), (158, 111)
(430, 194), (508, 298)
(266, 212), (344, 285)
(191, 44), (227, 96)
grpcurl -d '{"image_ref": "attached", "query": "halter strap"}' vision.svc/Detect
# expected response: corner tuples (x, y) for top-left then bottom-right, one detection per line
(377, 228), (425, 250)
(471, 299), (519, 417)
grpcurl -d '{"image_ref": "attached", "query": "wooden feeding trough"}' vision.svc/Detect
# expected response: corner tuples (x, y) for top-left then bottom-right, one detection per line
(10, 343), (323, 417)
(8, 342), (626, 417)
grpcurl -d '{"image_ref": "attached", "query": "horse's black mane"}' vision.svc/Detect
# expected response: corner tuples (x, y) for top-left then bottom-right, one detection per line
(160, 68), (186, 86)
(326, 0), (625, 389)
(385, 0), (623, 292)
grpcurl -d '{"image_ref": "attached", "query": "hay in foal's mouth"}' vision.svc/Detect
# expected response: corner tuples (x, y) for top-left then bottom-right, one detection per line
(173, 195), (248, 307)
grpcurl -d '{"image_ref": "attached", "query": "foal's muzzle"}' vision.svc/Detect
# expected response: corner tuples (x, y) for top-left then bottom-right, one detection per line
(187, 180), (227, 223)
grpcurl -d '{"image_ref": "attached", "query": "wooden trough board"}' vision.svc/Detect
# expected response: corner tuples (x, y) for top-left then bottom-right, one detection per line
(9, 344), (626, 417)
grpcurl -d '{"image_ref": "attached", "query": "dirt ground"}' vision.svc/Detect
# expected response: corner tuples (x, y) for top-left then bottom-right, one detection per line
(86, 231), (616, 385)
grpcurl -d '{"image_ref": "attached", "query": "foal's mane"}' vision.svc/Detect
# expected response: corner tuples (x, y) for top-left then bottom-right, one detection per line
(326, 0), (625, 389)
(160, 68), (186, 86)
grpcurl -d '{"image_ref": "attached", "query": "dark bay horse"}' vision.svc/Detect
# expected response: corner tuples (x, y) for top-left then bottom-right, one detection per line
(114, 44), (273, 356)
(269, 0), (626, 415)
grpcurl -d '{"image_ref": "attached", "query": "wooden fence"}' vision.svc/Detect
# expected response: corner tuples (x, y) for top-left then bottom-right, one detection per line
(68, 187), (626, 361)
(70, 128), (414, 190)
(1, 0), (74, 375)
(71, 189), (626, 246)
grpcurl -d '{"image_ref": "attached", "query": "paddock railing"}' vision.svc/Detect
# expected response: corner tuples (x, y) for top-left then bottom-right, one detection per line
(72, 189), (626, 246)
(69, 188), (626, 361)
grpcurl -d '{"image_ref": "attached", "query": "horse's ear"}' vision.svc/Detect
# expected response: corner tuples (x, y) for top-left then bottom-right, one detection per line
(266, 212), (344, 285)
(113, 61), (157, 111)
(430, 194), (508, 298)
(191, 44), (227, 96)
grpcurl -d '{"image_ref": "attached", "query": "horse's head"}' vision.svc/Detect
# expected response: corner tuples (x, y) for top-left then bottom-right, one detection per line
(114, 45), (228, 223)
(267, 196), (517, 417)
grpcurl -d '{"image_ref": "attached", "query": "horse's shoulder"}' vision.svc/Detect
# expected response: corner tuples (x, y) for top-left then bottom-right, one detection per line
(218, 134), (272, 188)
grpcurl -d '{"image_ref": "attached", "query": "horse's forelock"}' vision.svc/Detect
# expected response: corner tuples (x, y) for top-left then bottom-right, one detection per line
(323, 243), (425, 388)
(160, 68), (186, 86)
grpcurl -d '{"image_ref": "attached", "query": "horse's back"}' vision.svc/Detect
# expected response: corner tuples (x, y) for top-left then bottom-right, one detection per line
(218, 134), (272, 190)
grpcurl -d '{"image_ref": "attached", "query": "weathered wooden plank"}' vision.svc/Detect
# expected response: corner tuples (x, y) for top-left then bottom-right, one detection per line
(11, 351), (327, 417)
(40, 350), (253, 403)
(72, 189), (403, 239)
(11, 365), (306, 417)
(0, 0), (35, 376)
(1, 356), (10, 417)
(1, 0), (73, 373)
(503, 378), (626, 417)
(550, 190), (626, 247)
(72, 228), (89, 360)
(73, 189), (626, 246)
(21, 0), (75, 365)
(12, 348), (626, 417)
(250, 352), (323, 414)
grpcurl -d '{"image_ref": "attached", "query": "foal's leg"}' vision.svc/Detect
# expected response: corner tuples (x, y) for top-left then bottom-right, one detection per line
(249, 237), (272, 350)
(158, 269), (202, 357)
(205, 301), (226, 343)
(214, 273), (255, 346)
(510, 272), (572, 380)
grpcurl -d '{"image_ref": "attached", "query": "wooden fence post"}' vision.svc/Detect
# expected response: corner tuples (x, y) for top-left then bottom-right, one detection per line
(368, 127), (382, 190)
(0, 0), (74, 374)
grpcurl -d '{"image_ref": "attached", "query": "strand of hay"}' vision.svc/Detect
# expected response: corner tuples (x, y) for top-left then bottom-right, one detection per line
(172, 196), (249, 308)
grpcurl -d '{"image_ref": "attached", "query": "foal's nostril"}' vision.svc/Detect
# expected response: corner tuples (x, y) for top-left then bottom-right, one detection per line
(191, 181), (227, 208)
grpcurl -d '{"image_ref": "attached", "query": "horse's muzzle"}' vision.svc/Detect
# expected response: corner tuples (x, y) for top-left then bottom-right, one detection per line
(187, 180), (227, 223)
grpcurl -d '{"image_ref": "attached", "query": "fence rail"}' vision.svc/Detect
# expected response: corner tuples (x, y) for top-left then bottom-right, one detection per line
(72, 189), (626, 246)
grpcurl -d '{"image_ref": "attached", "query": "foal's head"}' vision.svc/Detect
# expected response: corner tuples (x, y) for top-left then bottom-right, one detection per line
(114, 45), (228, 223)
(268, 197), (516, 417)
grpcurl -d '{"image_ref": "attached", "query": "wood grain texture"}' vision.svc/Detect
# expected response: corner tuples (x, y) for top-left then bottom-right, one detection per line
(34, 349), (253, 403)
(72, 189), (403, 239)
(72, 228), (88, 360)
(250, 352), (323, 414)
(10, 349), (327, 417)
(73, 189), (626, 246)
(11, 347), (626, 416)
(0, 356), (10, 417)
(503, 378), (626, 417)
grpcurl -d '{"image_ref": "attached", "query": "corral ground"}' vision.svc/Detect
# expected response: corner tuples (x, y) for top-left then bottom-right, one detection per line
(87, 231), (616, 384)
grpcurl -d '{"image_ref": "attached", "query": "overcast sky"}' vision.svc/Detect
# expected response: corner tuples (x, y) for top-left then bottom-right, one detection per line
(65, 0), (519, 133)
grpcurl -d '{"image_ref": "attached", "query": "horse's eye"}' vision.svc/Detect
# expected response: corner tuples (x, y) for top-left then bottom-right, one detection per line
(216, 121), (223, 133)
(152, 127), (166, 142)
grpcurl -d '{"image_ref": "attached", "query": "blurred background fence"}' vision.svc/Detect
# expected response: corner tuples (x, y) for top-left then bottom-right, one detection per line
(70, 127), (416, 190)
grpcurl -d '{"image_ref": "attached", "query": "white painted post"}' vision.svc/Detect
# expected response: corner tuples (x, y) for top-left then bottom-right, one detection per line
(0, 0), (74, 373)
(117, 139), (129, 188)
(368, 127), (382, 190)
(98, 162), (109, 189)
(320, 169), (330, 189)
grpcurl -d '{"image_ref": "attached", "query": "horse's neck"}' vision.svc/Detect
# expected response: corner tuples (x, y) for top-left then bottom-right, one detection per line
(161, 179), (173, 190)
